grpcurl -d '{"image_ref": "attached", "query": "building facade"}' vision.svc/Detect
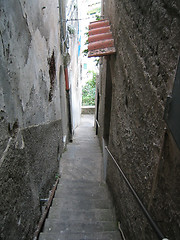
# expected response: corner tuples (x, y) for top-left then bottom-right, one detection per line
(0, 0), (81, 239)
(66, 0), (81, 132)
(97, 0), (180, 239)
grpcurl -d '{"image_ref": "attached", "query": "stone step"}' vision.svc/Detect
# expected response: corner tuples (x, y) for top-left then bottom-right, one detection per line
(58, 179), (106, 188)
(48, 208), (116, 222)
(39, 231), (121, 240)
(43, 219), (118, 234)
(38, 115), (122, 239)
(62, 151), (102, 159)
(55, 181), (110, 199)
(63, 143), (102, 154)
(55, 188), (109, 199)
(52, 197), (113, 209)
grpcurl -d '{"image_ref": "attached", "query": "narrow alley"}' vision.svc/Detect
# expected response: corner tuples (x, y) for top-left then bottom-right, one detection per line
(39, 115), (121, 240)
(0, 1), (179, 239)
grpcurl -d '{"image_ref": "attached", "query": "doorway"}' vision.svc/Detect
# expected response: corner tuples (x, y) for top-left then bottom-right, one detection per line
(103, 59), (112, 180)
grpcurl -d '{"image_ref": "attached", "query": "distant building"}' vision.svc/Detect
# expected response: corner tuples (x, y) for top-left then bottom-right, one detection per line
(78, 0), (100, 88)
(66, 0), (81, 131)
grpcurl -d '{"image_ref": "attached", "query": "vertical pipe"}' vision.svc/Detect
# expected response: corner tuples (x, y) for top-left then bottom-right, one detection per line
(64, 68), (72, 141)
(64, 68), (69, 91)
(95, 91), (100, 135)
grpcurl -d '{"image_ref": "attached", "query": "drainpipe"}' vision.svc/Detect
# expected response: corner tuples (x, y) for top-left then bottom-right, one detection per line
(58, 0), (65, 53)
(64, 68), (73, 141)
(58, 0), (72, 141)
(65, 68), (69, 91)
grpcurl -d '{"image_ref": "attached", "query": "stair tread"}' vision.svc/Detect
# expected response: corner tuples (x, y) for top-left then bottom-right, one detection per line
(51, 198), (113, 209)
(43, 220), (118, 233)
(48, 208), (116, 221)
(39, 231), (121, 240)
(56, 184), (108, 192)
(55, 183), (111, 200)
(57, 179), (106, 188)
(54, 191), (111, 199)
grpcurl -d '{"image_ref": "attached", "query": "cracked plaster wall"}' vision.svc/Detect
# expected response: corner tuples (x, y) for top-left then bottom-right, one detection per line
(0, 0), (64, 127)
(0, 0), (68, 239)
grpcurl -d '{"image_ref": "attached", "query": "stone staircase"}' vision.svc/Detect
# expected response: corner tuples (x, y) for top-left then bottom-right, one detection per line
(39, 115), (121, 240)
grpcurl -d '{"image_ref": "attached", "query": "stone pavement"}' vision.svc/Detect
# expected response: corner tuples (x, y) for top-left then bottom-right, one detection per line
(39, 115), (121, 240)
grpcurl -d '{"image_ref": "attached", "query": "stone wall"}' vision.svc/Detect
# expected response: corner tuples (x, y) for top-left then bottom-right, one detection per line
(0, 0), (68, 239)
(81, 106), (95, 115)
(0, 120), (62, 240)
(98, 0), (180, 239)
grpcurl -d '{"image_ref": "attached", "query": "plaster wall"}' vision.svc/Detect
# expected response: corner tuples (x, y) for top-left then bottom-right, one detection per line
(0, 0), (68, 239)
(98, 0), (180, 239)
(0, 0), (64, 127)
(66, 0), (81, 131)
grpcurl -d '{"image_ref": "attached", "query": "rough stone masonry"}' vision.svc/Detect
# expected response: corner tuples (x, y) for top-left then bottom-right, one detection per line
(97, 0), (180, 239)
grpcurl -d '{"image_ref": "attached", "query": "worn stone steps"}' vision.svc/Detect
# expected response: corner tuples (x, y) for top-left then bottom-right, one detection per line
(52, 196), (113, 209)
(39, 231), (121, 240)
(55, 186), (110, 199)
(42, 219), (118, 233)
(54, 181), (111, 200)
(48, 208), (116, 222)
(57, 179), (106, 188)
(56, 180), (108, 190)
(38, 115), (122, 240)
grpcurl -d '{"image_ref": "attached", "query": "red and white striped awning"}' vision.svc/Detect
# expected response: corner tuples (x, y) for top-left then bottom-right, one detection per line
(88, 20), (116, 58)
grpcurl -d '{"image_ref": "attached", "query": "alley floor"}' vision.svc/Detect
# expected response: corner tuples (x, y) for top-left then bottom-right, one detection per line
(39, 114), (121, 240)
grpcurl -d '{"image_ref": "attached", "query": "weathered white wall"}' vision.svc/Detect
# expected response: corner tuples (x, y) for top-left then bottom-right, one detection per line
(66, 0), (81, 131)
(0, 0), (69, 239)
(0, 0), (65, 128)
